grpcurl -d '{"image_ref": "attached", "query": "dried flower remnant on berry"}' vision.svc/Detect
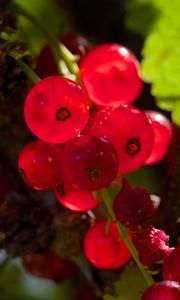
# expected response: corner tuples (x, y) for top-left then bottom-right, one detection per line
(114, 179), (155, 230)
(132, 225), (174, 266)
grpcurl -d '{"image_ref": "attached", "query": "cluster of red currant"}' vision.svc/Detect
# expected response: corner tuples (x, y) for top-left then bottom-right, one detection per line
(18, 41), (179, 299)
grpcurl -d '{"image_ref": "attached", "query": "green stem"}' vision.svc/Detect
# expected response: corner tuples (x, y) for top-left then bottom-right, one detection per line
(13, 2), (79, 80)
(19, 60), (40, 83)
(101, 188), (154, 286)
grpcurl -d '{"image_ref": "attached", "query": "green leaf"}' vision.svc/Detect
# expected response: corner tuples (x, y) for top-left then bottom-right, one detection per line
(103, 265), (147, 300)
(172, 100), (180, 126)
(126, 0), (180, 124)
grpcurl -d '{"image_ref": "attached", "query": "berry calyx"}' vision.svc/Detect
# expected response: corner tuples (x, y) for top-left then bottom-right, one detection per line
(86, 105), (154, 173)
(23, 250), (79, 281)
(132, 225), (174, 266)
(163, 247), (180, 283)
(84, 220), (132, 269)
(24, 76), (89, 144)
(114, 179), (155, 230)
(80, 43), (143, 107)
(145, 111), (172, 165)
(18, 140), (62, 191)
(54, 180), (102, 212)
(141, 281), (180, 300)
(61, 136), (118, 191)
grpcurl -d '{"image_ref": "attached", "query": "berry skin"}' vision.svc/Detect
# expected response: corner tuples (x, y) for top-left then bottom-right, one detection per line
(141, 281), (180, 300)
(54, 180), (102, 212)
(114, 179), (155, 230)
(35, 33), (92, 78)
(145, 111), (172, 165)
(86, 105), (154, 173)
(132, 225), (174, 266)
(18, 140), (62, 191)
(163, 247), (180, 283)
(24, 76), (89, 144)
(84, 220), (132, 269)
(22, 250), (79, 281)
(61, 136), (118, 191)
(80, 43), (143, 107)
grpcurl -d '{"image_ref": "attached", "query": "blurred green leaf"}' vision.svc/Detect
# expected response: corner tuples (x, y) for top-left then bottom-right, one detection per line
(126, 0), (180, 125)
(103, 265), (147, 300)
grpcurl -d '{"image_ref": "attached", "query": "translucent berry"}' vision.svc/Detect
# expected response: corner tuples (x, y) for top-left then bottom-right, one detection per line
(80, 43), (143, 107)
(54, 180), (103, 212)
(163, 247), (180, 283)
(84, 220), (132, 269)
(24, 76), (89, 143)
(145, 111), (172, 165)
(114, 179), (155, 230)
(18, 140), (62, 191)
(23, 250), (79, 281)
(86, 105), (154, 173)
(35, 33), (92, 78)
(61, 136), (118, 191)
(132, 225), (174, 266)
(141, 281), (180, 300)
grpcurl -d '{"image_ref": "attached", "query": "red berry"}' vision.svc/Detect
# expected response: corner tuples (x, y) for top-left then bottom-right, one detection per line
(35, 33), (92, 78)
(84, 220), (132, 269)
(86, 105), (153, 173)
(24, 77), (89, 144)
(141, 281), (180, 300)
(61, 136), (118, 191)
(80, 43), (143, 107)
(23, 250), (79, 281)
(163, 247), (180, 283)
(18, 140), (62, 191)
(132, 225), (174, 266)
(54, 180), (102, 212)
(145, 111), (172, 165)
(114, 179), (155, 230)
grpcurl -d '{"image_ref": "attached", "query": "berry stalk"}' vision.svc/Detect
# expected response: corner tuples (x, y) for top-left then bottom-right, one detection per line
(18, 60), (40, 84)
(100, 188), (154, 286)
(12, 2), (79, 80)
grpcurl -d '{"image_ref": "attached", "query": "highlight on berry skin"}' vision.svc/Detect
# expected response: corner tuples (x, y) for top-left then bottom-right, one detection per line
(80, 43), (143, 107)
(61, 135), (119, 191)
(86, 104), (154, 173)
(84, 220), (132, 269)
(141, 281), (180, 300)
(144, 110), (172, 165)
(18, 140), (62, 191)
(24, 76), (89, 144)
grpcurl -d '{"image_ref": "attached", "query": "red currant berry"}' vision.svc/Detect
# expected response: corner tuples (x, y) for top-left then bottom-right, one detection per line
(35, 34), (92, 78)
(54, 180), (102, 212)
(18, 140), (62, 191)
(23, 250), (79, 281)
(84, 220), (132, 269)
(145, 111), (172, 165)
(86, 105), (153, 173)
(141, 281), (180, 300)
(163, 247), (180, 283)
(114, 179), (155, 230)
(80, 43), (143, 107)
(61, 136), (118, 191)
(24, 76), (89, 143)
